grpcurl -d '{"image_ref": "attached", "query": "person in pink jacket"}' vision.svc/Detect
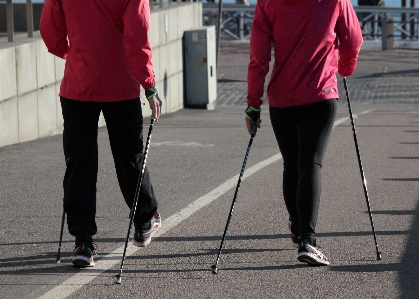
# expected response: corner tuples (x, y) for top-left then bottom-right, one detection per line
(40, 0), (162, 267)
(245, 0), (362, 265)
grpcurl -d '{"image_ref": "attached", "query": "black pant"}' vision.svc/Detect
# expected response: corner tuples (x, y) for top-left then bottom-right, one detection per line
(60, 97), (158, 245)
(269, 99), (337, 242)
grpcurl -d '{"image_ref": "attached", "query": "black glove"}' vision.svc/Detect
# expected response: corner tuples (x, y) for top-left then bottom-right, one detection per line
(245, 106), (261, 123)
(145, 86), (158, 100)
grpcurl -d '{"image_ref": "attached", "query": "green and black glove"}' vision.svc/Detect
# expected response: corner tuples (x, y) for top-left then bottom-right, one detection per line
(245, 106), (261, 124)
(145, 86), (158, 100)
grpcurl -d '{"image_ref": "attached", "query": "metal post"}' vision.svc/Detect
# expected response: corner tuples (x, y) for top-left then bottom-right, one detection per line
(402, 0), (407, 39)
(373, 12), (378, 40)
(382, 14), (394, 50)
(26, 0), (33, 38)
(411, 0), (416, 40)
(416, 12), (419, 41)
(6, 0), (13, 42)
(239, 11), (244, 41)
(149, 0), (153, 10)
(216, 0), (223, 70)
(159, 0), (163, 8)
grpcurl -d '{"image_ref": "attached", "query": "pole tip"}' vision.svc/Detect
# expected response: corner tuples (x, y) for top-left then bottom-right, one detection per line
(377, 252), (382, 261)
(211, 265), (218, 274)
(115, 276), (122, 284)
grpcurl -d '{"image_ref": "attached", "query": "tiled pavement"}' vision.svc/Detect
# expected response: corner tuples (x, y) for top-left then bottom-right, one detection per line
(215, 42), (419, 106)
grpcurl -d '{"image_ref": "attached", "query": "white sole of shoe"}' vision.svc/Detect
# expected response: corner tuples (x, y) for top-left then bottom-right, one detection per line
(132, 222), (161, 247)
(72, 256), (95, 267)
(297, 252), (330, 266)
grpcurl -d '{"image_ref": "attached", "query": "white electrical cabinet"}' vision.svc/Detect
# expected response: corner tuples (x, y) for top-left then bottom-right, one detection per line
(183, 26), (217, 110)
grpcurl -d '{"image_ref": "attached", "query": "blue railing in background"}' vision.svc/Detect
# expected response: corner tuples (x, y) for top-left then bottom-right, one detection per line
(2, 1), (419, 49)
(203, 4), (419, 48)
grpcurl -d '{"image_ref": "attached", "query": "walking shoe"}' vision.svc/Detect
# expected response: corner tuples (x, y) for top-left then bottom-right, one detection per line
(72, 242), (98, 267)
(133, 212), (161, 247)
(288, 218), (299, 248)
(297, 240), (330, 266)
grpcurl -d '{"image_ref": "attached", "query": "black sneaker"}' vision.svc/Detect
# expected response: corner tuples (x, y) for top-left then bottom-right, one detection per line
(297, 240), (330, 266)
(72, 242), (98, 267)
(133, 212), (161, 247)
(288, 218), (299, 248)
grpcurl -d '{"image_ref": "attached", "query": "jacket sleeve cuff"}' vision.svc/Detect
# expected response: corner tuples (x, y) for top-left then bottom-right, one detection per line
(247, 98), (263, 109)
(338, 58), (357, 77)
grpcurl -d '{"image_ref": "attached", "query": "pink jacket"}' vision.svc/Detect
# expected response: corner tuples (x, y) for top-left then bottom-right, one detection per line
(247, 0), (362, 108)
(40, 0), (155, 102)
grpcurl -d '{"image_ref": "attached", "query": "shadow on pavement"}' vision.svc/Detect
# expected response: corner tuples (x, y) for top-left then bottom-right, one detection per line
(356, 68), (419, 79)
(0, 229), (415, 275)
(399, 194), (419, 298)
(330, 194), (419, 299)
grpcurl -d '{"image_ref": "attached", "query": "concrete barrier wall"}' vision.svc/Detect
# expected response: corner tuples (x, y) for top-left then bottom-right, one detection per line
(0, 2), (202, 147)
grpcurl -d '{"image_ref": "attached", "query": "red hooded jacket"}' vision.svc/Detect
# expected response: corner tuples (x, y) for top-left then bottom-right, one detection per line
(247, 0), (362, 108)
(40, 0), (155, 102)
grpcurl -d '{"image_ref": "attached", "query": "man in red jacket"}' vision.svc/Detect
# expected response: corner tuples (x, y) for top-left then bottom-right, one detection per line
(245, 0), (362, 266)
(40, 0), (162, 267)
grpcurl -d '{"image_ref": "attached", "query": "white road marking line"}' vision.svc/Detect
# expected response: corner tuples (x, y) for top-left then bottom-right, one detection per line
(39, 113), (368, 298)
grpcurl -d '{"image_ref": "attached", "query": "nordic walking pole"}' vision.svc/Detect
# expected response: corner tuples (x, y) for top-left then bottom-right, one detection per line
(211, 124), (257, 274)
(55, 208), (66, 263)
(115, 118), (155, 284)
(343, 77), (382, 261)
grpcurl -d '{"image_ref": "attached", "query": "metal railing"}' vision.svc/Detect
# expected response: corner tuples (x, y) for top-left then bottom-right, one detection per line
(2, 0), (34, 42)
(356, 6), (419, 41)
(3, 1), (419, 46)
(150, 0), (197, 10)
(203, 4), (419, 45)
(0, 0), (194, 42)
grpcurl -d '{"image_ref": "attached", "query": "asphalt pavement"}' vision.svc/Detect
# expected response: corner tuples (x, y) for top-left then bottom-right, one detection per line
(0, 42), (418, 299)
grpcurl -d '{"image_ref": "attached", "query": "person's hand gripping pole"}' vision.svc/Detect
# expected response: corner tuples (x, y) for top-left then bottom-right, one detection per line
(245, 106), (261, 135)
(145, 86), (162, 122)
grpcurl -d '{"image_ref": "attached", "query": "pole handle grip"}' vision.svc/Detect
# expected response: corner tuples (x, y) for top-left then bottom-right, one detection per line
(251, 123), (257, 136)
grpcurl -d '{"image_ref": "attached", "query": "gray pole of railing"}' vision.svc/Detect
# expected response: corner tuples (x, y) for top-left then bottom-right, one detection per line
(416, 13), (419, 40)
(402, 0), (407, 39)
(6, 0), (13, 42)
(239, 10), (244, 40)
(216, 0), (223, 70)
(382, 14), (394, 50)
(373, 12), (378, 40)
(411, 0), (416, 39)
(159, 0), (163, 8)
(26, 0), (33, 38)
(149, 0), (153, 10)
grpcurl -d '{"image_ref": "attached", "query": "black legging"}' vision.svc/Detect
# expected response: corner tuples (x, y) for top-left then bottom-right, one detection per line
(269, 99), (337, 243)
(60, 97), (158, 245)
